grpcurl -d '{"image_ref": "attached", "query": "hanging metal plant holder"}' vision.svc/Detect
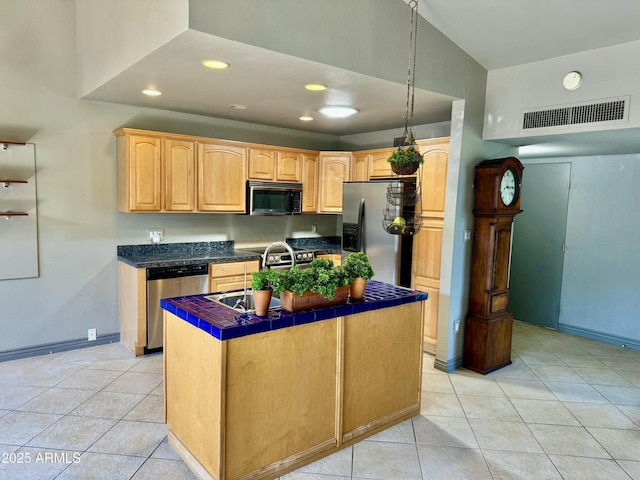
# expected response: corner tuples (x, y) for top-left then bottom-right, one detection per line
(382, 178), (423, 236)
(381, 0), (424, 237)
(386, 182), (420, 207)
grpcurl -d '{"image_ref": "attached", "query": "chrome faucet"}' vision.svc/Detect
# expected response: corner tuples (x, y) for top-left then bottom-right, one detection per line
(233, 264), (249, 311)
(262, 241), (296, 270)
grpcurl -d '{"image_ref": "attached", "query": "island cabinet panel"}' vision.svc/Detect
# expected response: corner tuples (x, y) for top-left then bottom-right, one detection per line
(198, 142), (247, 212)
(340, 302), (423, 442)
(164, 298), (425, 480)
(165, 311), (225, 479)
(224, 320), (338, 479)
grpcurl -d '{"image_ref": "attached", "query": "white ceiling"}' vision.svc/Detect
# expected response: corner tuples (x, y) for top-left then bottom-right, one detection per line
(416, 0), (640, 70)
(84, 1), (640, 154)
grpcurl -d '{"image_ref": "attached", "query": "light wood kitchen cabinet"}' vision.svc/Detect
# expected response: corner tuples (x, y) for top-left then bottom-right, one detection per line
(118, 262), (147, 356)
(116, 131), (162, 212)
(276, 151), (301, 182)
(164, 300), (424, 479)
(248, 148), (301, 182)
(351, 153), (369, 181)
(412, 137), (449, 354)
(368, 148), (396, 178)
(248, 148), (276, 180)
(301, 153), (319, 212)
(341, 303), (423, 443)
(209, 260), (260, 292)
(317, 152), (351, 213)
(316, 253), (342, 266)
(198, 142), (247, 213)
(163, 138), (196, 211)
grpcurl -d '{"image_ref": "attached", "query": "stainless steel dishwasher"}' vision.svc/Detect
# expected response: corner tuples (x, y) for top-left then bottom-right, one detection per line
(146, 264), (209, 353)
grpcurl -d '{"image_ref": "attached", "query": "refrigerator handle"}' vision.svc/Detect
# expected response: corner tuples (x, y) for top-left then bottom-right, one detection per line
(358, 198), (365, 252)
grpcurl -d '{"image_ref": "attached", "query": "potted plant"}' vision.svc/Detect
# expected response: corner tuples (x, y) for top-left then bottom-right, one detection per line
(251, 269), (274, 316)
(270, 259), (351, 312)
(386, 144), (423, 175)
(343, 252), (375, 300)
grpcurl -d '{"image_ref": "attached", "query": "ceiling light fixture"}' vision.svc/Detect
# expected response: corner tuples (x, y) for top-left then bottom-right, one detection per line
(142, 89), (162, 96)
(305, 84), (327, 91)
(299, 116), (314, 122)
(201, 60), (230, 69)
(319, 106), (358, 118)
(229, 104), (247, 110)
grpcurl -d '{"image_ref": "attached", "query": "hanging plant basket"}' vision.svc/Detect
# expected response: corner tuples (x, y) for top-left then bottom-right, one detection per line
(386, 145), (423, 176)
(392, 164), (419, 175)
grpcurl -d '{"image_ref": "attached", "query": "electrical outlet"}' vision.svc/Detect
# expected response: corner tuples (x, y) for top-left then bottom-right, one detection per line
(464, 229), (472, 241)
(88, 328), (97, 341)
(147, 228), (164, 243)
(454, 320), (460, 334)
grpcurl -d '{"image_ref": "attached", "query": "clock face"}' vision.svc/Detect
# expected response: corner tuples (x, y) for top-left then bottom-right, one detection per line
(500, 168), (519, 207)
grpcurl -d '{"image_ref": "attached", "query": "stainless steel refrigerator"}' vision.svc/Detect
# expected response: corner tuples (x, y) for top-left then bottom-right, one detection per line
(341, 179), (416, 287)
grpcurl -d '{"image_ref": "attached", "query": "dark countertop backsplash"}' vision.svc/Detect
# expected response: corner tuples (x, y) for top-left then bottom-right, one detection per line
(117, 237), (341, 269)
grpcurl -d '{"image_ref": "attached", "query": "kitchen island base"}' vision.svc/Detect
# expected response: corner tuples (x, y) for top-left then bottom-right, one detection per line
(163, 301), (424, 480)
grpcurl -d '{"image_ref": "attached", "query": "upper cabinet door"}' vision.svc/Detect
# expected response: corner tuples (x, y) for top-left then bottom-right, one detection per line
(276, 151), (301, 182)
(118, 133), (162, 212)
(164, 138), (196, 211)
(351, 153), (369, 181)
(317, 153), (351, 213)
(198, 142), (247, 212)
(368, 148), (395, 178)
(248, 148), (276, 180)
(301, 153), (319, 213)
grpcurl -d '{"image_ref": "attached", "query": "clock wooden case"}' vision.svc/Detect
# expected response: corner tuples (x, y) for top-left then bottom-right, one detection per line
(463, 157), (524, 374)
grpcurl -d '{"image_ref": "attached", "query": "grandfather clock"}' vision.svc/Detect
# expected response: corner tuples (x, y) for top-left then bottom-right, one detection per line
(463, 157), (524, 374)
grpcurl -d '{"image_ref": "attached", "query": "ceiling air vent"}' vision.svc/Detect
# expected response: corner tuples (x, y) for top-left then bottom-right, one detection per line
(522, 96), (629, 131)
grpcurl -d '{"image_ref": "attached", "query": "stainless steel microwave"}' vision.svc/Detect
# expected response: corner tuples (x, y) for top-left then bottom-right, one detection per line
(247, 181), (302, 215)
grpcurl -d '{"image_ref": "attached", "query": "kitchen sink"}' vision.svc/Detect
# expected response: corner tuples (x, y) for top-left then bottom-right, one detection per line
(206, 291), (281, 313)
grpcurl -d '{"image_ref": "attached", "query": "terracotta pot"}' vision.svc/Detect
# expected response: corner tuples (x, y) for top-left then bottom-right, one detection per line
(253, 288), (273, 316)
(279, 286), (350, 313)
(350, 277), (367, 301)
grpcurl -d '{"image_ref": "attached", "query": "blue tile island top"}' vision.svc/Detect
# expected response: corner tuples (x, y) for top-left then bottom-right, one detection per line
(160, 280), (428, 341)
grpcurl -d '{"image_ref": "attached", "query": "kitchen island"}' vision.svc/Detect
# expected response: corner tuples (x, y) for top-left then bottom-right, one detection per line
(161, 281), (427, 480)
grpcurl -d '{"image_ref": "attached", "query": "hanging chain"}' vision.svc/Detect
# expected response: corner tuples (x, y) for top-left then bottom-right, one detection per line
(403, 0), (419, 145)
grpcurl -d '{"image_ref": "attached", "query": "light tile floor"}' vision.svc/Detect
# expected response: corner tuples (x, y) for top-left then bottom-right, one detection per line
(1, 321), (639, 479)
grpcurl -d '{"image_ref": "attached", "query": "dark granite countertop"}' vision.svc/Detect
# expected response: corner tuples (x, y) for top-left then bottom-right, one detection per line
(117, 241), (261, 268)
(160, 280), (428, 341)
(286, 236), (341, 254)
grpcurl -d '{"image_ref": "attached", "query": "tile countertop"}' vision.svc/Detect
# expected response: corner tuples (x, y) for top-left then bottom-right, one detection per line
(117, 241), (261, 268)
(160, 280), (428, 341)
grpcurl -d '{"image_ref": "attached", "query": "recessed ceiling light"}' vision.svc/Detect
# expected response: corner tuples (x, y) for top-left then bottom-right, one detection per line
(142, 89), (162, 96)
(305, 84), (327, 91)
(229, 104), (247, 110)
(299, 116), (314, 122)
(202, 60), (230, 69)
(319, 106), (358, 118)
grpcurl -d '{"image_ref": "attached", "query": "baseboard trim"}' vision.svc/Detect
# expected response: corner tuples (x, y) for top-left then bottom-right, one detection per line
(434, 355), (463, 373)
(0, 333), (121, 363)
(558, 324), (640, 351)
